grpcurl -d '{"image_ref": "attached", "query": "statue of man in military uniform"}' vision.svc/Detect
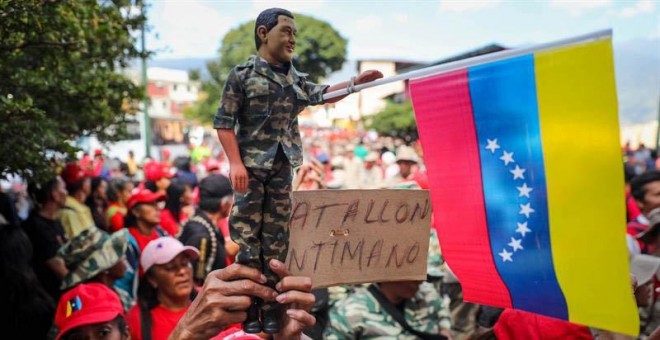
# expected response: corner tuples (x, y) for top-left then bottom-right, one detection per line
(214, 7), (382, 334)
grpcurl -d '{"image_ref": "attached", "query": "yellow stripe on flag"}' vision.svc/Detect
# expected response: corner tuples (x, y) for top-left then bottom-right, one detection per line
(535, 39), (639, 335)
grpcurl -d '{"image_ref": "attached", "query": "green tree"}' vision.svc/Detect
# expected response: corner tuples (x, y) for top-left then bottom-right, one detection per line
(0, 0), (147, 183)
(366, 100), (418, 138)
(186, 13), (347, 125)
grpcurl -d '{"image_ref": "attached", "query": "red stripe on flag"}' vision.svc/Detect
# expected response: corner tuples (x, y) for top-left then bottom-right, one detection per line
(410, 70), (512, 308)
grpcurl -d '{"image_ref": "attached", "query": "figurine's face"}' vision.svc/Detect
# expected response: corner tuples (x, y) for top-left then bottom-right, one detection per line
(260, 15), (297, 65)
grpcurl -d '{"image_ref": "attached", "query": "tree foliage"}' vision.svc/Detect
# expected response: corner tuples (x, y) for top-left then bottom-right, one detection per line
(366, 100), (418, 138)
(0, 0), (147, 183)
(185, 13), (347, 125)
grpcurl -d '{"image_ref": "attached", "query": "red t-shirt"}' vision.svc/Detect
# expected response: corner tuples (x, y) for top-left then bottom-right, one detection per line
(106, 202), (126, 233)
(494, 309), (593, 339)
(126, 304), (189, 340)
(160, 209), (181, 237)
(129, 227), (161, 253)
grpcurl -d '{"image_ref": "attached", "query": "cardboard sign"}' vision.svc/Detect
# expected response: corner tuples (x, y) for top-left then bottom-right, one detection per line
(285, 189), (431, 288)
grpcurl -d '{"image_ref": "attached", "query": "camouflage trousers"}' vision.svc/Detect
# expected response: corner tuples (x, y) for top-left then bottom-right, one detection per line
(230, 149), (292, 292)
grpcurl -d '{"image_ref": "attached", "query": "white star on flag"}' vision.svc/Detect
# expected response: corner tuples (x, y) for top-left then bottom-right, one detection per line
(517, 183), (533, 198)
(500, 151), (514, 165)
(508, 237), (523, 251)
(516, 222), (531, 237)
(520, 203), (535, 218)
(510, 165), (526, 180)
(485, 139), (500, 153)
(499, 248), (513, 262)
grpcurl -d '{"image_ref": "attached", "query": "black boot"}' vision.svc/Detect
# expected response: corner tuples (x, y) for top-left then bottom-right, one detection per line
(243, 300), (262, 334)
(262, 303), (280, 334)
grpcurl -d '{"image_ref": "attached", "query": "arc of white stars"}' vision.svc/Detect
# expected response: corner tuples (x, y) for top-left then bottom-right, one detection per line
(516, 222), (532, 237)
(485, 139), (500, 153)
(499, 248), (513, 262)
(510, 165), (526, 180)
(500, 151), (514, 165)
(508, 237), (523, 252)
(519, 203), (535, 218)
(517, 183), (533, 198)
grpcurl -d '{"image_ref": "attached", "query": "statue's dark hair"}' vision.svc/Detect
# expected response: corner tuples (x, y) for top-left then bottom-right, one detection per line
(254, 8), (294, 50)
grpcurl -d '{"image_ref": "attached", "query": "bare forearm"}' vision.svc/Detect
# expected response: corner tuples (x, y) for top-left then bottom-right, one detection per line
(324, 81), (349, 104)
(216, 129), (243, 165)
(45, 257), (68, 280)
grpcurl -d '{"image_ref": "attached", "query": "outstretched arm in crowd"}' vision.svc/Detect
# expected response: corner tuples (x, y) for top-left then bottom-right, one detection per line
(323, 70), (384, 104)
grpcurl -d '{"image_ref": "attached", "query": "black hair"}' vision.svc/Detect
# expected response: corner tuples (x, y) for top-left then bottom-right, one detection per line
(631, 170), (660, 202)
(0, 222), (55, 337)
(254, 8), (294, 50)
(144, 180), (158, 193)
(107, 178), (131, 203)
(625, 163), (636, 183)
(60, 315), (127, 340)
(199, 196), (222, 213)
(27, 177), (59, 206)
(86, 177), (108, 207)
(174, 156), (192, 172)
(124, 210), (137, 230)
(65, 178), (86, 196)
(165, 179), (189, 223)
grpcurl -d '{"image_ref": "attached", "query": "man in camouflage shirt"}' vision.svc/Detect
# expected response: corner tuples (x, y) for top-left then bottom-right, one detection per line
(214, 7), (382, 334)
(324, 228), (452, 339)
(325, 280), (452, 339)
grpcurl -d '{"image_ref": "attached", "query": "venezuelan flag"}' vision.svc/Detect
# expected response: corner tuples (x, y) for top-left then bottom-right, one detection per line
(409, 36), (638, 335)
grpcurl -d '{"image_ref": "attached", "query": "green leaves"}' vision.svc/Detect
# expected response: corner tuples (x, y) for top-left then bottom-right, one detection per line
(0, 0), (146, 183)
(185, 13), (347, 125)
(366, 100), (418, 138)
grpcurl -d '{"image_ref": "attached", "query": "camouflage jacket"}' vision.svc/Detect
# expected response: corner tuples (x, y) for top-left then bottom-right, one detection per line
(213, 55), (328, 169)
(325, 282), (452, 339)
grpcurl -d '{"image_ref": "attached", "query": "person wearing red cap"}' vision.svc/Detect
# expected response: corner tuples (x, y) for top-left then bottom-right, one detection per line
(59, 162), (95, 239)
(126, 189), (169, 253)
(55, 283), (129, 340)
(93, 148), (107, 178)
(143, 161), (174, 196)
(126, 237), (199, 340)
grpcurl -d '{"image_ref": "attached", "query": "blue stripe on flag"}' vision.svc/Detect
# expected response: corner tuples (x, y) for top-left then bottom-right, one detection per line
(467, 55), (568, 319)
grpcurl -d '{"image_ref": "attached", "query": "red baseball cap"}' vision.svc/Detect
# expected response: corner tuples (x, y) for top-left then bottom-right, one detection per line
(60, 162), (87, 186)
(205, 158), (220, 172)
(127, 189), (166, 210)
(141, 237), (199, 272)
(144, 161), (174, 182)
(55, 283), (124, 340)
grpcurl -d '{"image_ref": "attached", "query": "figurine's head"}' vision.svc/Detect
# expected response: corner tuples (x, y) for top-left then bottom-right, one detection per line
(255, 8), (296, 65)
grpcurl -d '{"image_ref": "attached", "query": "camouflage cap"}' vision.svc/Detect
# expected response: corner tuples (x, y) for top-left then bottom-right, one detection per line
(59, 226), (129, 289)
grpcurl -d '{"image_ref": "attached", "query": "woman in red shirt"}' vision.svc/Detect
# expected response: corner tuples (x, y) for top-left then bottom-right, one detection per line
(106, 178), (134, 233)
(160, 179), (193, 237)
(127, 237), (199, 340)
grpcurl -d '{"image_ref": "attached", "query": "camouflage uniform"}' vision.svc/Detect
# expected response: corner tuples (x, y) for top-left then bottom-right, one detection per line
(213, 55), (328, 289)
(324, 281), (452, 339)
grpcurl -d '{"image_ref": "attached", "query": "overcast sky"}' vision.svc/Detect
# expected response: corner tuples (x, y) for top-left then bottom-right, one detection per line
(146, 0), (658, 62)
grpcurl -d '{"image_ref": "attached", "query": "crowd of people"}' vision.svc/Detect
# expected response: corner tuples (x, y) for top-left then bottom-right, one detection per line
(3, 130), (660, 339)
